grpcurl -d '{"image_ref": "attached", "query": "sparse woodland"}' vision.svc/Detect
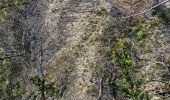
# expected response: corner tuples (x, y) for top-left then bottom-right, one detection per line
(0, 0), (170, 100)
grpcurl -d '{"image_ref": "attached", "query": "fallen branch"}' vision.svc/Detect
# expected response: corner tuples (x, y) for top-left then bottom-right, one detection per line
(0, 2), (29, 10)
(157, 91), (170, 95)
(146, 79), (166, 84)
(120, 0), (170, 19)
(96, 75), (104, 100)
(0, 54), (22, 60)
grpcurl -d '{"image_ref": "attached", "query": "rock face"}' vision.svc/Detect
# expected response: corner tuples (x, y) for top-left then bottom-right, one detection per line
(0, 0), (169, 100)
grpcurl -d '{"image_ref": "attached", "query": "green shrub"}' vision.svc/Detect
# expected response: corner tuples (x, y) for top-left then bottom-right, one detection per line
(30, 75), (60, 99)
(131, 17), (160, 40)
(109, 39), (150, 99)
(0, 48), (25, 99)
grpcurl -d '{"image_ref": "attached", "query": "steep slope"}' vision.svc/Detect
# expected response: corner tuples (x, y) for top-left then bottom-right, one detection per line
(44, 1), (114, 99)
(0, 0), (169, 100)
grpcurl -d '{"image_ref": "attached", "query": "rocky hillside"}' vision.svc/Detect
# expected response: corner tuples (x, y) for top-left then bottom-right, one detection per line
(0, 0), (170, 100)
